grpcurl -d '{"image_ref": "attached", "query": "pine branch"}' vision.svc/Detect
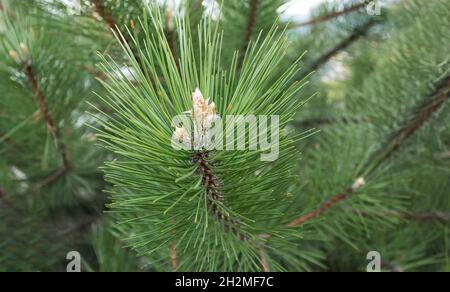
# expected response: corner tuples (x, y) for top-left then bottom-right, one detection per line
(92, 0), (120, 38)
(31, 167), (68, 192)
(309, 19), (378, 72)
(258, 76), (450, 269)
(170, 218), (177, 271)
(170, 240), (177, 271)
(193, 152), (249, 241)
(91, 0), (144, 71)
(364, 76), (450, 176)
(274, 76), (450, 235)
(288, 178), (366, 228)
(289, 2), (366, 28)
(237, 0), (260, 70)
(24, 62), (71, 174)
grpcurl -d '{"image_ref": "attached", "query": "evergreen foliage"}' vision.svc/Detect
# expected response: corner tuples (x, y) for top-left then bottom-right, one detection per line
(0, 0), (449, 272)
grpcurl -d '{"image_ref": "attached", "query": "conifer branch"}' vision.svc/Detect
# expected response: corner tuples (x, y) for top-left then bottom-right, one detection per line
(258, 76), (450, 260)
(170, 218), (178, 271)
(24, 62), (71, 175)
(288, 178), (366, 228)
(238, 0), (260, 70)
(309, 19), (378, 72)
(364, 76), (450, 176)
(289, 2), (366, 28)
(91, 0), (144, 72)
(193, 152), (248, 241)
(272, 76), (449, 235)
(31, 168), (68, 192)
(92, 0), (119, 37)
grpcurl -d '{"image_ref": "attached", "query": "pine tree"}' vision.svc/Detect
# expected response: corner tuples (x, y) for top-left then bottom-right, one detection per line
(0, 0), (449, 272)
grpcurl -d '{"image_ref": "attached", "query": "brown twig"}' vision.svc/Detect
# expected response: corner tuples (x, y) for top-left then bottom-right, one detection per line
(31, 167), (68, 192)
(237, 0), (260, 70)
(91, 0), (144, 71)
(24, 62), (71, 174)
(277, 77), (450, 227)
(309, 19), (378, 72)
(288, 178), (366, 228)
(289, 2), (366, 29)
(92, 0), (120, 38)
(193, 152), (248, 241)
(170, 240), (177, 271)
(364, 76), (450, 176)
(259, 246), (270, 272)
(257, 77), (450, 270)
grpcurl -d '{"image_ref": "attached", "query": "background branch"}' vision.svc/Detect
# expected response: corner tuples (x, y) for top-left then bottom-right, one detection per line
(24, 62), (71, 173)
(238, 0), (260, 70)
(289, 2), (366, 28)
(309, 19), (378, 72)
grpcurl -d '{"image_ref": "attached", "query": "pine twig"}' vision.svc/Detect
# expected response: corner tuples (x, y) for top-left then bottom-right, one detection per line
(170, 218), (177, 271)
(193, 152), (248, 241)
(288, 178), (366, 228)
(31, 167), (68, 192)
(364, 76), (450, 176)
(237, 0), (260, 70)
(92, 0), (120, 39)
(280, 76), (450, 233)
(309, 19), (378, 72)
(259, 77), (450, 249)
(24, 62), (71, 174)
(257, 179), (366, 269)
(170, 240), (177, 271)
(259, 246), (270, 272)
(91, 0), (144, 72)
(289, 2), (366, 28)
